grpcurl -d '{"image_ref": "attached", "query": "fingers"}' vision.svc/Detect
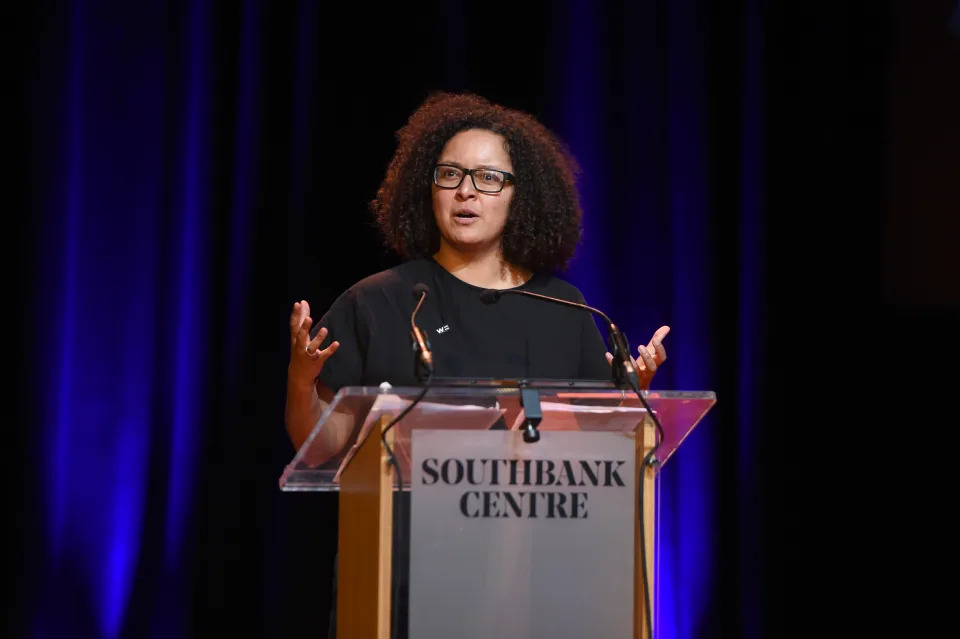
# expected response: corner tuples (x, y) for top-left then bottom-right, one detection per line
(608, 350), (647, 379)
(305, 326), (326, 355)
(311, 340), (340, 363)
(636, 345), (657, 374)
(652, 325), (670, 342)
(608, 350), (647, 371)
(297, 316), (315, 350)
(289, 300), (312, 343)
(629, 325), (669, 390)
(289, 301), (302, 337)
(644, 325), (669, 364)
(303, 325), (339, 364)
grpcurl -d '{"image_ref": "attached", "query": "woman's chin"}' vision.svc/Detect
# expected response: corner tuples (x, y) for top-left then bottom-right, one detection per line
(443, 236), (499, 255)
(445, 230), (490, 247)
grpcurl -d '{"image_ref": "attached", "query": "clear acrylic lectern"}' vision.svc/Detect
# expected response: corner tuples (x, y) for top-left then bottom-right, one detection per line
(279, 381), (715, 639)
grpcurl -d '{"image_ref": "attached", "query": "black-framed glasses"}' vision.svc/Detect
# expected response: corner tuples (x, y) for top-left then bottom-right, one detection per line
(433, 164), (515, 193)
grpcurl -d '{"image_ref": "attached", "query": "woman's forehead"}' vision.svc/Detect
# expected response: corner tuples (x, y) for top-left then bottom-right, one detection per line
(439, 129), (512, 167)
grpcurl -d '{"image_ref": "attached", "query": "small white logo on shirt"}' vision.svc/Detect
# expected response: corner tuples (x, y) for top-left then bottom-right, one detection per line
(436, 325), (450, 334)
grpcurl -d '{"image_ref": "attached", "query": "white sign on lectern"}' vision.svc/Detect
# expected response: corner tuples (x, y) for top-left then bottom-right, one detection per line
(409, 429), (636, 639)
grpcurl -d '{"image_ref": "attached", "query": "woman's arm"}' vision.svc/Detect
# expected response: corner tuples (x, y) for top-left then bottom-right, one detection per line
(285, 300), (353, 464)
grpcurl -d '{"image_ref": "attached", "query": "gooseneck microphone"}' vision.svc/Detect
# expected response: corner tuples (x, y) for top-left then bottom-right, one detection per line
(479, 288), (639, 389)
(411, 283), (434, 379)
(480, 286), (663, 639)
(378, 283), (438, 639)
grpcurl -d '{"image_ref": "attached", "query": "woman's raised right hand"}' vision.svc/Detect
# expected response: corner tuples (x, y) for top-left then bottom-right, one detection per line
(288, 300), (340, 388)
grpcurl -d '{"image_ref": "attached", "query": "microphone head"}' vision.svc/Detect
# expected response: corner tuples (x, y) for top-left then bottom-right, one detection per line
(479, 289), (501, 304)
(412, 283), (430, 299)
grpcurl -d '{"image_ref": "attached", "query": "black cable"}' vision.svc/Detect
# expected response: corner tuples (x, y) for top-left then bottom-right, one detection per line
(605, 322), (666, 639)
(623, 372), (664, 639)
(606, 320), (664, 639)
(379, 375), (431, 639)
(607, 325), (665, 639)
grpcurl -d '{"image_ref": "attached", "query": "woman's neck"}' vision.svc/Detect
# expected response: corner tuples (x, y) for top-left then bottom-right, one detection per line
(433, 244), (531, 290)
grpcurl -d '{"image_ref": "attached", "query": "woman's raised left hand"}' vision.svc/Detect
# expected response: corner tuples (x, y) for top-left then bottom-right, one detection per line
(605, 325), (670, 390)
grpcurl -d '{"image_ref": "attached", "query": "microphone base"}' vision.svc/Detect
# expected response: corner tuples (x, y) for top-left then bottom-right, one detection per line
(519, 386), (543, 444)
(521, 422), (541, 444)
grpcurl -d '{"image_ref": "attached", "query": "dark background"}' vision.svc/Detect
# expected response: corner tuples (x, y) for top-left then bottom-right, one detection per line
(10, 1), (958, 637)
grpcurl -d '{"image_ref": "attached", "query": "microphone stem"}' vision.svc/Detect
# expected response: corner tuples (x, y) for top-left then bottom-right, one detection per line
(608, 323), (639, 388)
(411, 291), (433, 379)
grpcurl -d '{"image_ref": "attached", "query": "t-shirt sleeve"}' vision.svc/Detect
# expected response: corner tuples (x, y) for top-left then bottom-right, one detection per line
(578, 309), (612, 380)
(569, 286), (613, 380)
(314, 288), (368, 392)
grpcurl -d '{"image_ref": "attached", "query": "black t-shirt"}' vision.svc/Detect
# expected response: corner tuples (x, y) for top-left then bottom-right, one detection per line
(314, 258), (611, 390)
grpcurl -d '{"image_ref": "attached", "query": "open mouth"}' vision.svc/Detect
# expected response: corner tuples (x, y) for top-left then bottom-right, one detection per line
(455, 211), (478, 219)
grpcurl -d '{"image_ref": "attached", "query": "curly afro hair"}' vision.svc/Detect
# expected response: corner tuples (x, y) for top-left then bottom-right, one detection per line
(370, 92), (583, 273)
